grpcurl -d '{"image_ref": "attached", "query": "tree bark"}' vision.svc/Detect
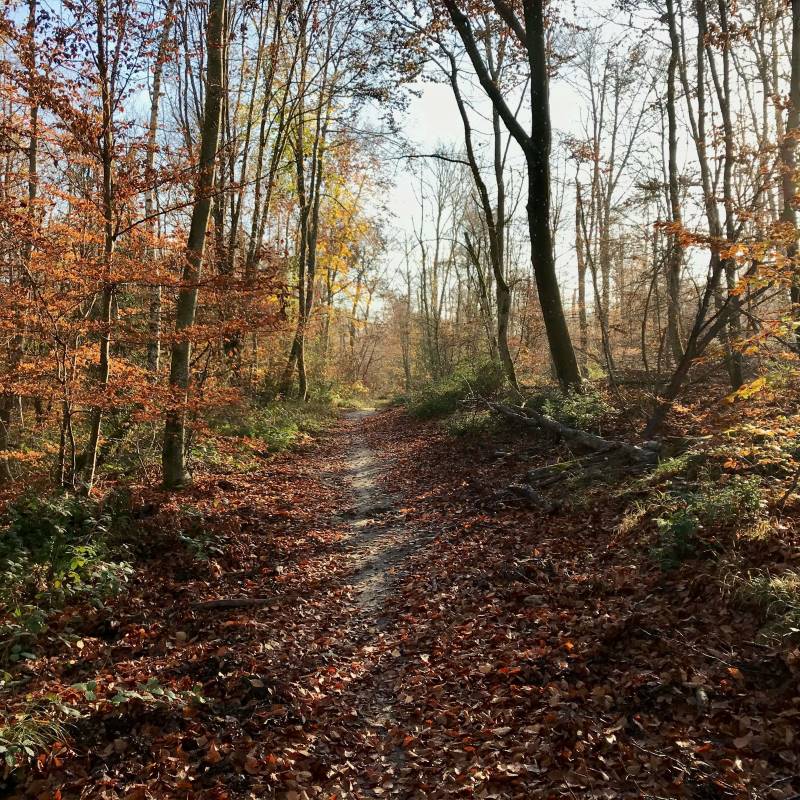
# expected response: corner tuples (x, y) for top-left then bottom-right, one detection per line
(575, 179), (588, 375)
(443, 0), (581, 389)
(522, 0), (581, 389)
(782, 0), (800, 331)
(82, 0), (116, 492)
(664, 0), (685, 364)
(146, 0), (176, 375)
(162, 0), (225, 489)
(0, 0), (37, 484)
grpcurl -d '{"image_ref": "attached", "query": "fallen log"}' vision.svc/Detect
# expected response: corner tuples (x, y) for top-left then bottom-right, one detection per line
(486, 401), (660, 466)
(192, 597), (274, 610)
(507, 483), (560, 513)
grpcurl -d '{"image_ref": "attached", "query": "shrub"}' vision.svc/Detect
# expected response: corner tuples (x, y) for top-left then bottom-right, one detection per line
(651, 476), (763, 569)
(652, 507), (701, 569)
(691, 475), (762, 524)
(525, 386), (613, 431)
(310, 380), (371, 408)
(211, 401), (336, 453)
(407, 361), (505, 420)
(442, 409), (501, 438)
(0, 494), (132, 661)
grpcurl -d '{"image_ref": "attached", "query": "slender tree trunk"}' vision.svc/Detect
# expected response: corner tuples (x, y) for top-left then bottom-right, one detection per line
(145, 0), (175, 374)
(522, 0), (581, 389)
(665, 0), (684, 364)
(445, 49), (516, 387)
(279, 121), (309, 397)
(83, 0), (115, 492)
(162, 0), (225, 488)
(575, 179), (588, 375)
(699, 0), (742, 388)
(0, 0), (37, 484)
(783, 0), (800, 333)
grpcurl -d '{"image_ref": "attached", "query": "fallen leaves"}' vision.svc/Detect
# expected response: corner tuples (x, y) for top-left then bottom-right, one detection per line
(2, 409), (799, 799)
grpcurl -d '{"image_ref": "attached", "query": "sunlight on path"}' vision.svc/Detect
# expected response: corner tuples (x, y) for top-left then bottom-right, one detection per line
(305, 410), (433, 798)
(343, 410), (420, 614)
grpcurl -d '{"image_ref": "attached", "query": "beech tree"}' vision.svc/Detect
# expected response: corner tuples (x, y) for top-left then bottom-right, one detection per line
(162, 0), (226, 488)
(441, 0), (582, 389)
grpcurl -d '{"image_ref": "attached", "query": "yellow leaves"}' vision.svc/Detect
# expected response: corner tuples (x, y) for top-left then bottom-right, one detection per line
(724, 376), (767, 404)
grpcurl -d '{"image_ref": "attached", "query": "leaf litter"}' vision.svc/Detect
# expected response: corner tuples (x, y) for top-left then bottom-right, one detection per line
(2, 408), (799, 799)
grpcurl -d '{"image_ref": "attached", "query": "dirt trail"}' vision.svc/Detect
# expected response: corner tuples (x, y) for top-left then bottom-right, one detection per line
(9, 408), (798, 799)
(341, 410), (429, 614)
(300, 410), (430, 798)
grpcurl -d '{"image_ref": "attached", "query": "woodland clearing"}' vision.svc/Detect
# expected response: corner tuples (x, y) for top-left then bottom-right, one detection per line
(4, 0), (800, 796)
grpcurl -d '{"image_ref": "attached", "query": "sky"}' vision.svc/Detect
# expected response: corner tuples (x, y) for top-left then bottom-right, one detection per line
(382, 71), (588, 293)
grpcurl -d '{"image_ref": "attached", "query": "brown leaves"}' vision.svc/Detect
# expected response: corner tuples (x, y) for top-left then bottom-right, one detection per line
(6, 408), (800, 799)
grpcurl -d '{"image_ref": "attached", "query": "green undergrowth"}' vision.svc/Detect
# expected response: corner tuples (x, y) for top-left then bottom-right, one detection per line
(406, 370), (616, 441)
(0, 677), (205, 770)
(732, 569), (800, 640)
(616, 446), (800, 641)
(405, 361), (506, 420)
(203, 400), (339, 471)
(442, 409), (504, 438)
(522, 384), (615, 432)
(309, 380), (373, 409)
(646, 475), (763, 569)
(0, 697), (80, 768)
(0, 493), (133, 666)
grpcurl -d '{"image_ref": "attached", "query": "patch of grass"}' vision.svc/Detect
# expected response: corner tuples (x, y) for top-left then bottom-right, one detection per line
(738, 518), (774, 541)
(648, 452), (696, 482)
(407, 361), (505, 420)
(442, 409), (502, 439)
(734, 569), (800, 639)
(650, 476), (764, 570)
(616, 503), (648, 537)
(0, 699), (81, 768)
(211, 400), (337, 453)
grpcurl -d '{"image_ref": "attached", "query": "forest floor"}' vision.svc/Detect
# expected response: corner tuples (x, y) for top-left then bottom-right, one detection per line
(3, 408), (800, 799)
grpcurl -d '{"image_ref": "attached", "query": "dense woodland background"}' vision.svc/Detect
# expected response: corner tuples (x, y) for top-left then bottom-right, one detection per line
(1, 0), (800, 483)
(2, 0), (800, 796)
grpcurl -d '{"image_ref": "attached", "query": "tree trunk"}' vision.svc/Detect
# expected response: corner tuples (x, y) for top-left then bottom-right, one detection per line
(162, 0), (225, 489)
(0, 0), (37, 484)
(522, 0), (581, 389)
(82, 0), (115, 492)
(783, 0), (800, 330)
(443, 0), (580, 389)
(665, 0), (684, 364)
(575, 179), (588, 375)
(146, 0), (176, 374)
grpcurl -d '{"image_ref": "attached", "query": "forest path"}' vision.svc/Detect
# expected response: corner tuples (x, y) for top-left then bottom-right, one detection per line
(9, 408), (796, 800)
(303, 409), (434, 798)
(339, 410), (429, 613)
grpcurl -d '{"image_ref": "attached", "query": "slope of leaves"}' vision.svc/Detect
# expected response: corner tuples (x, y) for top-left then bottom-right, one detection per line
(357, 409), (800, 799)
